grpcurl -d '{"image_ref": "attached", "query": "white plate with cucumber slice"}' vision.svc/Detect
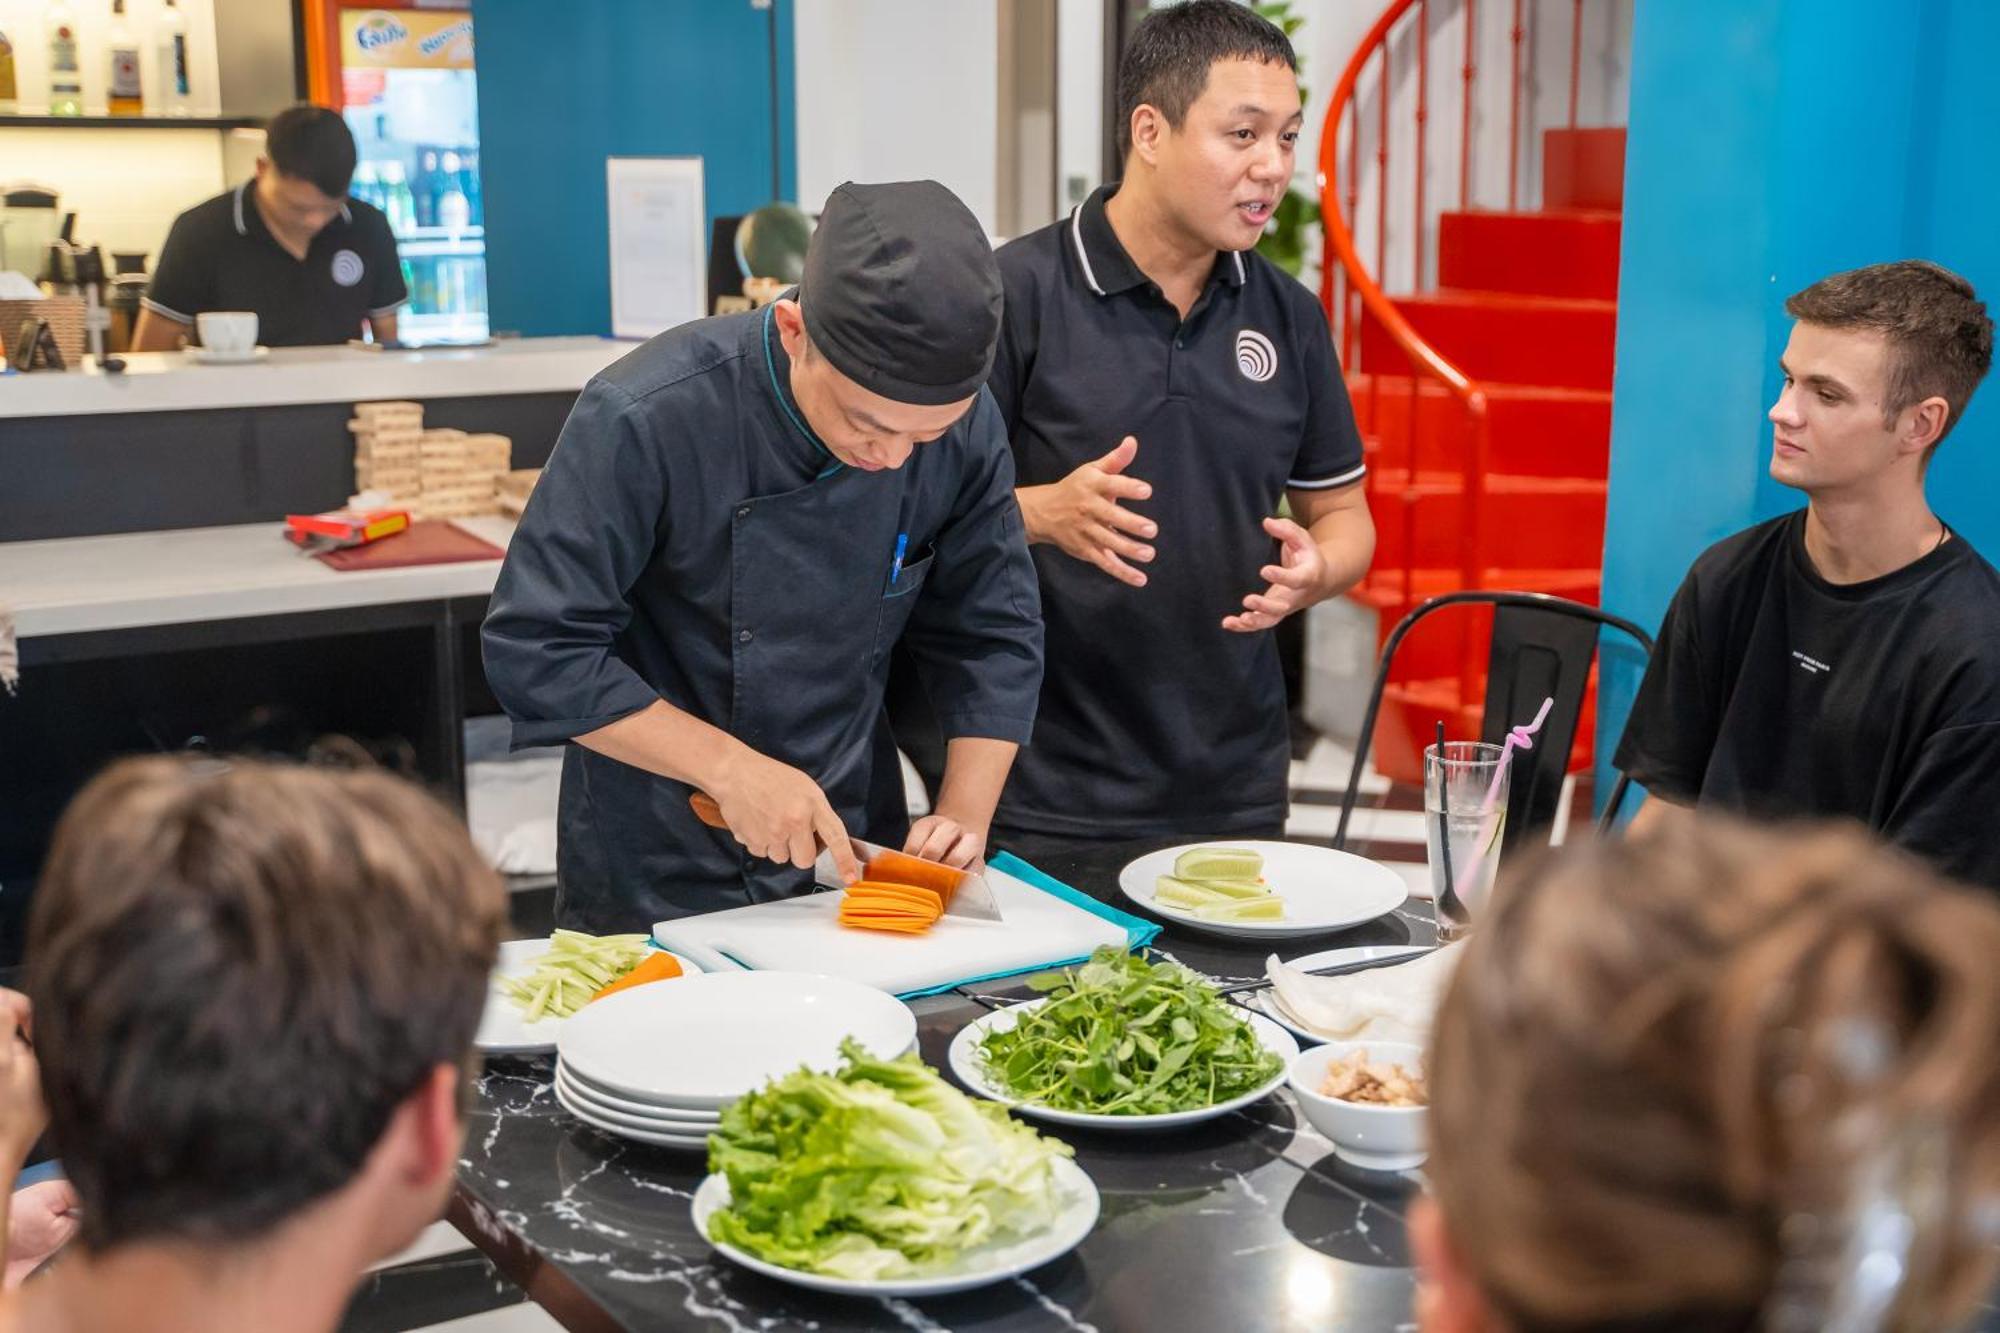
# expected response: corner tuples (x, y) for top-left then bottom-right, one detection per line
(476, 936), (703, 1055)
(1117, 841), (1408, 940)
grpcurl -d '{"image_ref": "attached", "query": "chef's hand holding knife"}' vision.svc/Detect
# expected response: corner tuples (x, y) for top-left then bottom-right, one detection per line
(707, 746), (863, 883)
(579, 700), (863, 885)
(586, 695), (999, 879)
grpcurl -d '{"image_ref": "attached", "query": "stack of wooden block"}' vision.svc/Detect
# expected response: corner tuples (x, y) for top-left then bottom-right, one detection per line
(349, 401), (514, 520)
(349, 400), (424, 500)
(495, 468), (542, 517)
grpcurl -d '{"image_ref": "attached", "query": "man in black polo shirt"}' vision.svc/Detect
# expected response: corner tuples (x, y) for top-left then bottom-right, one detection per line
(976, 1), (1373, 857)
(133, 105), (406, 350)
(1617, 260), (2000, 891)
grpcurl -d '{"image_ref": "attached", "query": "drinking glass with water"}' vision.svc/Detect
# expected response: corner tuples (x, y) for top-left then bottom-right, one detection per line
(1424, 741), (1508, 941)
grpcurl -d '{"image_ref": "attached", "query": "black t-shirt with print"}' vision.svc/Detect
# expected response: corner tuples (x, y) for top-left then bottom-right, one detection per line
(1615, 509), (2000, 889)
(143, 182), (407, 347)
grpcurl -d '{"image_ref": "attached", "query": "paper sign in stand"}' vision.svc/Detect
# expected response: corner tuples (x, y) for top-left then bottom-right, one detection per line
(606, 156), (706, 341)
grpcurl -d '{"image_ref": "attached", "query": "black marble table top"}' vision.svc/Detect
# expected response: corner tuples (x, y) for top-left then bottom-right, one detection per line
(453, 836), (1441, 1332)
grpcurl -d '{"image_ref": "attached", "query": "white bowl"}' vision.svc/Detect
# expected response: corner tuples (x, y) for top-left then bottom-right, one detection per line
(1287, 1041), (1428, 1172)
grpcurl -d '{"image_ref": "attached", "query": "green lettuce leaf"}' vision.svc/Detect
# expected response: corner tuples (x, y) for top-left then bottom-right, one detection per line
(704, 1038), (1073, 1279)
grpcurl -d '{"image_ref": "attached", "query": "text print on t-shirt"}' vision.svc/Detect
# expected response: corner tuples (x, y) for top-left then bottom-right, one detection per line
(1792, 650), (1833, 676)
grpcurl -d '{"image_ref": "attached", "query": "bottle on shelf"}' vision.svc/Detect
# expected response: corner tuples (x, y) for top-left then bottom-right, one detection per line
(462, 148), (483, 227)
(414, 150), (440, 229)
(108, 0), (144, 117)
(0, 27), (19, 115)
(47, 1), (82, 117)
(153, 0), (191, 117)
(379, 160), (418, 235)
(351, 161), (382, 212)
(436, 151), (471, 232)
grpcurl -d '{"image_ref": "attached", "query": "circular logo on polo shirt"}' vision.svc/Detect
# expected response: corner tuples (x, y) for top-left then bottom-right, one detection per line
(331, 249), (365, 287)
(1235, 328), (1278, 383)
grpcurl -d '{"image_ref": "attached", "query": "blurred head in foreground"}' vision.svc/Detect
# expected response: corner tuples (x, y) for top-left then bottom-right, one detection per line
(20, 756), (505, 1326)
(1416, 818), (2000, 1333)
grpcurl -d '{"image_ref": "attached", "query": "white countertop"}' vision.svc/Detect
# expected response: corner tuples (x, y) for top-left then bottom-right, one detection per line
(0, 336), (630, 420)
(0, 517), (517, 639)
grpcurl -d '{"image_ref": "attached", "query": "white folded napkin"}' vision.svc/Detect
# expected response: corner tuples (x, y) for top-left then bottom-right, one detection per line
(1264, 944), (1463, 1046)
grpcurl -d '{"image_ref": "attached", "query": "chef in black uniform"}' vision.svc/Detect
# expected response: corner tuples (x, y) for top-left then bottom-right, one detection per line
(482, 181), (1043, 931)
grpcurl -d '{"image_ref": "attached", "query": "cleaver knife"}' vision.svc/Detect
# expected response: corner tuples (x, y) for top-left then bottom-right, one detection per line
(687, 792), (1004, 922)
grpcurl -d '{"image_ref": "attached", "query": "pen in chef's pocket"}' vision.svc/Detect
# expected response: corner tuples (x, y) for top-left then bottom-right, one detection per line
(890, 532), (908, 584)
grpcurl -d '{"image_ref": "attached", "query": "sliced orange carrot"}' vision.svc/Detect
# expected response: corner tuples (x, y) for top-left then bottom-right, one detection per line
(844, 880), (943, 914)
(850, 877), (941, 895)
(839, 900), (938, 920)
(838, 915), (934, 935)
(590, 951), (683, 1002)
(839, 899), (939, 924)
(863, 853), (960, 900)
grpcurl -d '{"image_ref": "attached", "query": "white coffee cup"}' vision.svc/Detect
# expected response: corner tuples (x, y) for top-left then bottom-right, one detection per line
(196, 311), (259, 355)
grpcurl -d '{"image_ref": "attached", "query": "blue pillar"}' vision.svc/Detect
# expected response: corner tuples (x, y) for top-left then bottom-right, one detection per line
(1596, 0), (2000, 802)
(471, 0), (798, 338)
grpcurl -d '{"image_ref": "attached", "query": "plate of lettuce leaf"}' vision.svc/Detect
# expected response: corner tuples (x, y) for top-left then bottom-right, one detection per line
(695, 1039), (1098, 1295)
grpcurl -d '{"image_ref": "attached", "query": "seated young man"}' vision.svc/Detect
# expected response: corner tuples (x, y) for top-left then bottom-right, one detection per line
(0, 756), (506, 1330)
(1616, 260), (2000, 889)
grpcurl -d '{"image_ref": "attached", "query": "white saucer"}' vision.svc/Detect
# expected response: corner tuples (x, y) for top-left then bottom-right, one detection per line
(188, 345), (270, 365)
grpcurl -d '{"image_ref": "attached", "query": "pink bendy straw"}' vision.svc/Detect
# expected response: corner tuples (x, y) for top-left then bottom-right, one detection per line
(1483, 696), (1554, 814)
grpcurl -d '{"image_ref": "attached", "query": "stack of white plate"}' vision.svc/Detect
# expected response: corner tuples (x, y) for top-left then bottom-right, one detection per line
(553, 971), (920, 1150)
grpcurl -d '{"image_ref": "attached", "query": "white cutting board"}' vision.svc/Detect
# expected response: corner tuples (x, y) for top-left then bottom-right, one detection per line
(650, 866), (1130, 996)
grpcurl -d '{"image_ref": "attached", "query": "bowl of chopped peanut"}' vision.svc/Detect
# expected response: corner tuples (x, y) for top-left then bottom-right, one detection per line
(1286, 1041), (1428, 1171)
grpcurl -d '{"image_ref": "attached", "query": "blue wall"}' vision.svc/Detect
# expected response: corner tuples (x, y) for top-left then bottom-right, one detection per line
(471, 0), (798, 337)
(1596, 0), (2000, 799)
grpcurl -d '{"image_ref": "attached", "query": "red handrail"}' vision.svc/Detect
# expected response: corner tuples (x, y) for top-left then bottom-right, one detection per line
(1318, 0), (1494, 688)
(1316, 0), (1612, 741)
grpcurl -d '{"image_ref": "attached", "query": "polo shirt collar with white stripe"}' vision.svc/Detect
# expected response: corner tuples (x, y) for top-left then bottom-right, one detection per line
(1068, 183), (1247, 301)
(233, 180), (353, 240)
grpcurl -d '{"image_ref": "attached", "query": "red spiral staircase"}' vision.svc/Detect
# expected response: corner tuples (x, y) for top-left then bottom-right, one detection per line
(1317, 0), (1627, 783)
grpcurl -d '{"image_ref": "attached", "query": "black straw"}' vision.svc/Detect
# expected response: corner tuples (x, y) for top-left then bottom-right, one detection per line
(1435, 719), (1461, 926)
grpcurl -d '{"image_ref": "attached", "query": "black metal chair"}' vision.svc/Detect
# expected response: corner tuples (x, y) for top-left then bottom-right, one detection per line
(1332, 591), (1655, 857)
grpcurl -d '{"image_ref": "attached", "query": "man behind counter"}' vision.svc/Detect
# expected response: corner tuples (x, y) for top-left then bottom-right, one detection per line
(132, 104), (407, 351)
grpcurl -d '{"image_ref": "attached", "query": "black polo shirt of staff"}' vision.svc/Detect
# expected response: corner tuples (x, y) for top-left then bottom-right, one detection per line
(143, 181), (408, 348)
(989, 182), (1366, 839)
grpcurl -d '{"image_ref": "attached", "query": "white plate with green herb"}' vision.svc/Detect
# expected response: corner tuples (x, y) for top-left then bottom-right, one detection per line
(947, 949), (1298, 1130)
(696, 1039), (1098, 1296)
(476, 935), (702, 1055)
(1118, 841), (1407, 940)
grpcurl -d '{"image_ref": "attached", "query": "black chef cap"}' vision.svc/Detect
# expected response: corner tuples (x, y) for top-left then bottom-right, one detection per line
(798, 181), (1001, 406)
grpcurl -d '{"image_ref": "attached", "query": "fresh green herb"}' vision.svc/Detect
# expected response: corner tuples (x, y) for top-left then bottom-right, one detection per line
(705, 1039), (1073, 1280)
(976, 947), (1282, 1115)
